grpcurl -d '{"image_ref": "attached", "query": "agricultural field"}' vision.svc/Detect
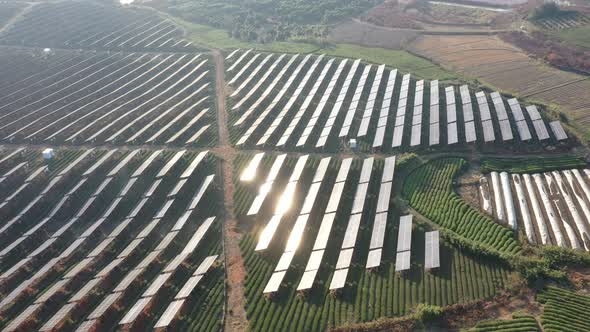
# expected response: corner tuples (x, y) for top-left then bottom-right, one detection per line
(537, 286), (590, 332)
(410, 35), (590, 136)
(234, 152), (514, 331)
(0, 1), (196, 52)
(0, 47), (216, 148)
(225, 49), (571, 154)
(0, 147), (223, 331)
(469, 314), (540, 331)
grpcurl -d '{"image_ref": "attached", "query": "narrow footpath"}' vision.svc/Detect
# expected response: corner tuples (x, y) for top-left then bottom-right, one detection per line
(212, 49), (249, 332)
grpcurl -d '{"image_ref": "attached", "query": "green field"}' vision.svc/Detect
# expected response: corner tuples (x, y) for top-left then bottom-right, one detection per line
(470, 314), (540, 332)
(556, 26), (590, 49)
(537, 286), (590, 332)
(402, 158), (521, 254)
(480, 155), (586, 174)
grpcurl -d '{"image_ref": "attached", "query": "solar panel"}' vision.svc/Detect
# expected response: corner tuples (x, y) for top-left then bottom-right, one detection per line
(446, 103), (457, 123)
(175, 275), (203, 300)
(297, 269), (318, 291)
(392, 126), (404, 147)
(533, 120), (550, 140)
(372, 126), (385, 148)
(240, 153), (264, 181)
(285, 215), (308, 252)
(447, 122), (458, 145)
(351, 183), (369, 214)
(157, 150), (186, 178)
(425, 231), (440, 270)
(182, 217), (214, 254)
(369, 212), (388, 250)
(256, 215), (282, 251)
(526, 105), (542, 121)
(180, 151), (208, 178)
(329, 268), (349, 290)
(4, 303), (41, 331)
(75, 320), (96, 332)
(97, 258), (124, 278)
(429, 123), (440, 146)
(479, 103), (492, 121)
(499, 119), (514, 141)
(83, 150), (117, 176)
(263, 271), (286, 293)
(267, 155), (287, 181)
(411, 124), (421, 146)
(136, 250), (161, 269)
(549, 121), (567, 140)
(341, 214), (362, 249)
(313, 158), (331, 183)
(128, 197), (148, 218)
(397, 215), (413, 252)
(39, 302), (77, 331)
(143, 272), (171, 297)
(114, 268), (145, 292)
(35, 279), (69, 304)
(108, 150), (140, 177)
(154, 299), (185, 328)
(119, 178), (137, 197)
(508, 100), (525, 122)
(376, 182), (392, 213)
(118, 238), (143, 258)
(459, 121), (474, 144)
(88, 292), (121, 319)
(194, 255), (218, 275)
(144, 179), (161, 198)
(516, 120), (532, 141)
(290, 155), (309, 182)
(70, 278), (102, 303)
(60, 238), (85, 258)
(64, 257), (94, 279)
(119, 297), (151, 325)
(366, 248), (382, 269)
(313, 213), (336, 250)
(58, 149), (94, 176)
(463, 103), (474, 122)
(482, 120), (495, 142)
(460, 85), (471, 104)
(155, 199), (174, 219)
(336, 248), (354, 269)
(300, 183), (321, 215)
(359, 158), (374, 184)
(395, 250), (411, 272)
(168, 179), (188, 197)
(275, 182), (296, 215)
(275, 251), (296, 272)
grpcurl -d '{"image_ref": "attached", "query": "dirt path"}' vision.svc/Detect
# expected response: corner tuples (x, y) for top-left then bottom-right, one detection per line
(212, 50), (249, 332)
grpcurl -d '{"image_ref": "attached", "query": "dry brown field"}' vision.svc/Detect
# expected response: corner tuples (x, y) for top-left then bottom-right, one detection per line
(410, 34), (590, 134)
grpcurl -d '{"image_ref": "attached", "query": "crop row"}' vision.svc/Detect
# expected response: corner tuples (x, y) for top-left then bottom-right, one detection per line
(480, 155), (586, 174)
(470, 314), (539, 331)
(537, 286), (590, 332)
(402, 158), (521, 254)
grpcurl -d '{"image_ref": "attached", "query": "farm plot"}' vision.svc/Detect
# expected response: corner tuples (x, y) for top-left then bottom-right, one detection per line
(469, 314), (540, 331)
(0, 1), (195, 52)
(410, 35), (590, 133)
(225, 50), (570, 154)
(234, 152), (513, 331)
(403, 158), (521, 255)
(534, 12), (590, 31)
(480, 167), (590, 251)
(0, 148), (224, 332)
(0, 49), (216, 148)
(537, 286), (590, 332)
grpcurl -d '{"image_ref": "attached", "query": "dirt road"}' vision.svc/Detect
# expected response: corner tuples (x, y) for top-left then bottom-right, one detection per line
(212, 50), (249, 332)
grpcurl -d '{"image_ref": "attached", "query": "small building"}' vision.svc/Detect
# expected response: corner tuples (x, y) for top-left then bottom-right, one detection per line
(42, 148), (55, 160)
(349, 139), (357, 150)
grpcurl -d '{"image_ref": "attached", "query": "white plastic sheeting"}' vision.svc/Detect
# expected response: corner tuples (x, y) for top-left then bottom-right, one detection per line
(479, 177), (493, 215)
(522, 174), (550, 245)
(552, 171), (590, 250)
(533, 174), (567, 247)
(500, 172), (517, 229)
(512, 174), (535, 243)
(542, 173), (581, 250)
(490, 172), (505, 221)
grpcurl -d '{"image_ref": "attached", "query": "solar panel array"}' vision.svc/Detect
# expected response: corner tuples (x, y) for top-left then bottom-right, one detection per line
(490, 92), (514, 141)
(256, 155), (309, 251)
(476, 91), (496, 142)
(410, 81), (424, 147)
(340, 64), (373, 138)
(248, 154), (287, 216)
(429, 80), (440, 146)
(395, 215), (413, 272)
(372, 70), (397, 147)
(154, 255), (218, 328)
(366, 156), (396, 269)
(356, 65), (386, 138)
(316, 60), (362, 147)
(526, 106), (550, 141)
(240, 152), (264, 182)
(119, 217), (216, 326)
(2, 151), (217, 331)
(392, 74), (411, 148)
(549, 121), (568, 141)
(330, 158), (374, 290)
(264, 157), (331, 294)
(460, 85), (477, 143)
(446, 87), (459, 145)
(507, 98), (532, 141)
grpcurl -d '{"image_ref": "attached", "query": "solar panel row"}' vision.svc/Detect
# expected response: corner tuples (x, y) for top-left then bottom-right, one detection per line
(429, 80), (440, 146)
(369, 70), (396, 145)
(340, 64), (373, 137)
(392, 74), (411, 148)
(264, 157), (331, 294)
(395, 215), (413, 272)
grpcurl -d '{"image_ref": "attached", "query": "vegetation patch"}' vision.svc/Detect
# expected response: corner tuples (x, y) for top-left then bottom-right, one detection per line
(469, 314), (539, 331)
(402, 158), (521, 254)
(480, 155), (586, 174)
(537, 286), (590, 332)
